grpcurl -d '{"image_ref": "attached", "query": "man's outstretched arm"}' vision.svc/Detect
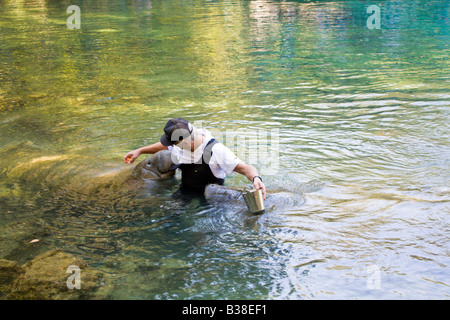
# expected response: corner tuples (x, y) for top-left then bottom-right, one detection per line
(123, 142), (168, 163)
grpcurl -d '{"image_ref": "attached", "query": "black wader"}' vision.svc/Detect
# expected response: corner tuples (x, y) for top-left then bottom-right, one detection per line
(174, 139), (225, 190)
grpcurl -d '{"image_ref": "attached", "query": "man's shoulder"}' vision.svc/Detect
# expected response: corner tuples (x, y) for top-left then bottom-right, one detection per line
(211, 140), (241, 163)
(211, 140), (233, 153)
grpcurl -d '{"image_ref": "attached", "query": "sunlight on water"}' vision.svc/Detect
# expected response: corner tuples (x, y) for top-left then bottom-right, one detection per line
(0, 0), (449, 299)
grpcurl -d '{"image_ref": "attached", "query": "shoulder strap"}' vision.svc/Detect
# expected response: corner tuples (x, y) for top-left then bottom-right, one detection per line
(203, 139), (218, 164)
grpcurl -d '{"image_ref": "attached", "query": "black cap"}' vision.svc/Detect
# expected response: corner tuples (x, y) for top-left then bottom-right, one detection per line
(160, 118), (193, 146)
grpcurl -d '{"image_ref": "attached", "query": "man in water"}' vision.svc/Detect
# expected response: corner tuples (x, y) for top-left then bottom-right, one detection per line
(123, 118), (266, 199)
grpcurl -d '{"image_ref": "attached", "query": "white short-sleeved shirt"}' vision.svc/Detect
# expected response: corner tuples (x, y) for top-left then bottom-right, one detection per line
(168, 129), (242, 179)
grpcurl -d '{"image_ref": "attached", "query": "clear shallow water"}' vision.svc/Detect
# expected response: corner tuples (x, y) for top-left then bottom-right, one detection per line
(0, 0), (449, 299)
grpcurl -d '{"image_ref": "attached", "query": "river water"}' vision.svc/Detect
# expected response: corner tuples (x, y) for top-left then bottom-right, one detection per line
(0, 0), (449, 299)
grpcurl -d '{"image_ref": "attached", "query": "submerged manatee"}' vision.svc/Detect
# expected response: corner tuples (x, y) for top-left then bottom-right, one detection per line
(131, 150), (175, 179)
(204, 184), (305, 213)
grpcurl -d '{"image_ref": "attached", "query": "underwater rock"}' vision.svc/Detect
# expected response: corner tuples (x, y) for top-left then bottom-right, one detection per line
(3, 249), (103, 300)
(0, 259), (25, 297)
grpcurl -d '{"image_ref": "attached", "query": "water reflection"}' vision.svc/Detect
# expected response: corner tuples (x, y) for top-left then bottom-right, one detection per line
(0, 0), (449, 299)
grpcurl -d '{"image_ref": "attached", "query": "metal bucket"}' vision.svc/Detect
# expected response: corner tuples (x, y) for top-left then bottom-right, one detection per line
(242, 189), (265, 214)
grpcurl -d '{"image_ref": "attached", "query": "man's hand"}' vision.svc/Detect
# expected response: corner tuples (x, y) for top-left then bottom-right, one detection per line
(123, 142), (169, 164)
(253, 177), (267, 200)
(123, 149), (141, 164)
(233, 163), (267, 200)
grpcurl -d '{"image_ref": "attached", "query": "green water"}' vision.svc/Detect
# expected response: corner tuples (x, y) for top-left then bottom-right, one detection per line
(1, 0), (449, 299)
